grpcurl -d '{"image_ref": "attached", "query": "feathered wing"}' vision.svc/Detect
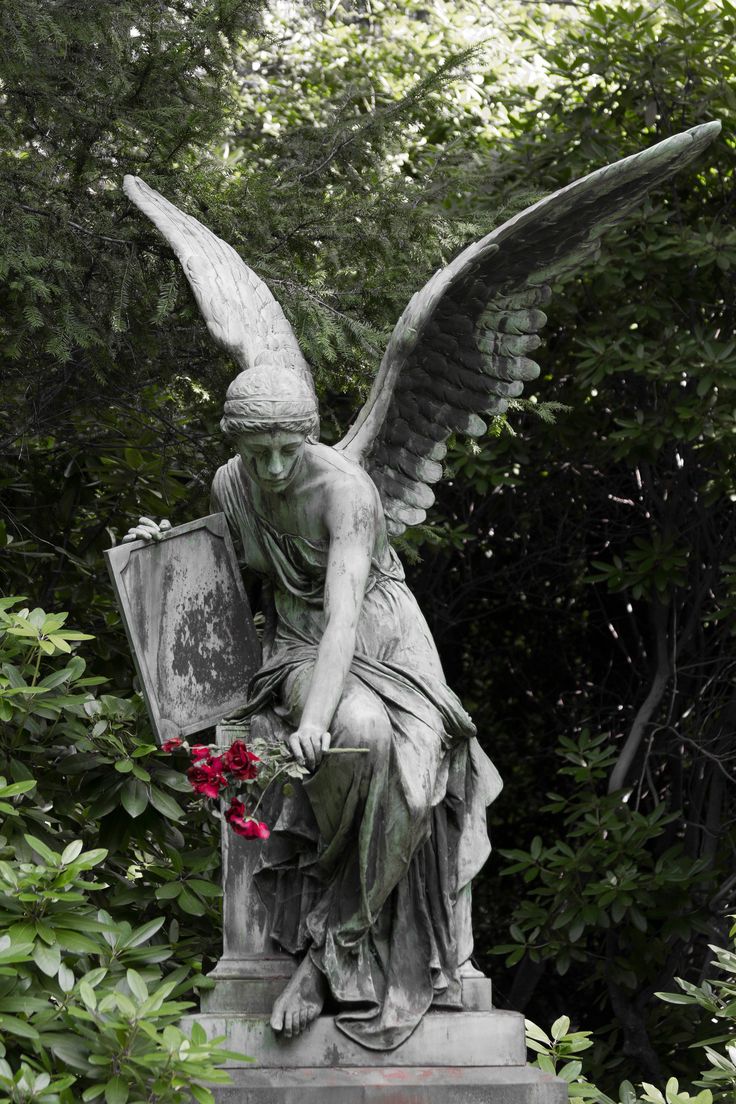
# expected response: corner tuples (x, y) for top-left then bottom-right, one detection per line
(336, 122), (721, 535)
(122, 175), (316, 402)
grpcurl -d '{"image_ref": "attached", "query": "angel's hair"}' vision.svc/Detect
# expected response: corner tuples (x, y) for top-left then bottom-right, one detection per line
(220, 366), (319, 440)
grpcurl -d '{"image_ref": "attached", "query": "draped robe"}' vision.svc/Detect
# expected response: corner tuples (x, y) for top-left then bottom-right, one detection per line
(212, 455), (502, 1050)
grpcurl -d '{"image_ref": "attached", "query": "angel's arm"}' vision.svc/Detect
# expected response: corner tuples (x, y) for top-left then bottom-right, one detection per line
(288, 478), (377, 768)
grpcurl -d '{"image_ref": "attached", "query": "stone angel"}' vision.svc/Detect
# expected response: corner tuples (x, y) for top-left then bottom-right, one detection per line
(122, 121), (719, 1050)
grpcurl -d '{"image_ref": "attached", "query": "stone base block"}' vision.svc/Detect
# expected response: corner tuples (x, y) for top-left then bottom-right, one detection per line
(461, 976), (493, 1011)
(202, 955), (295, 1016)
(182, 1011), (526, 1069)
(207, 1065), (567, 1103)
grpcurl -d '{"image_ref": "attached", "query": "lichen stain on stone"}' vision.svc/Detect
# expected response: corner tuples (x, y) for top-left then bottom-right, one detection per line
(165, 536), (256, 712)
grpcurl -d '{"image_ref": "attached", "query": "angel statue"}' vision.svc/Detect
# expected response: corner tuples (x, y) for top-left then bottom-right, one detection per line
(122, 121), (719, 1051)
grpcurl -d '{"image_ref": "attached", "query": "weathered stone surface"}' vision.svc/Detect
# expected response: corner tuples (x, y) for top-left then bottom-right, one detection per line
(205, 1064), (567, 1103)
(105, 515), (260, 743)
(203, 724), (296, 1015)
(180, 1011), (526, 1069)
(460, 976), (493, 1012)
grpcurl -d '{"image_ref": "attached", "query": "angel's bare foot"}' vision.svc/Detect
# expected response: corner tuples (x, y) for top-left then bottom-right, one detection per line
(270, 954), (327, 1038)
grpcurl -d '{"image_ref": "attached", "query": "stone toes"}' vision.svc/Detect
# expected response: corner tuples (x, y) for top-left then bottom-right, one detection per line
(299, 1008), (309, 1033)
(270, 1001), (285, 1033)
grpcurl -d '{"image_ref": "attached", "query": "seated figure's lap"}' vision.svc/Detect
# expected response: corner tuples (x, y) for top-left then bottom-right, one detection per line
(332, 679), (392, 761)
(281, 666), (392, 765)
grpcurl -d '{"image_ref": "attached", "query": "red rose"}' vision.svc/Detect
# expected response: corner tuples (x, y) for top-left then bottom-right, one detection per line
(222, 740), (260, 780)
(187, 757), (227, 799)
(161, 736), (183, 752)
(190, 744), (212, 761)
(225, 797), (270, 840)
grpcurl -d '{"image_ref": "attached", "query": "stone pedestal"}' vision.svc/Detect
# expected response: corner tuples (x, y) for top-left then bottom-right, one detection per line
(204, 723), (295, 1016)
(181, 1009), (566, 1102)
(198, 1065), (566, 1103)
(189, 725), (565, 1102)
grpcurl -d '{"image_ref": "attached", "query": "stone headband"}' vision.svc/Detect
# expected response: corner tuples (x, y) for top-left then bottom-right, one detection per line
(222, 397), (318, 421)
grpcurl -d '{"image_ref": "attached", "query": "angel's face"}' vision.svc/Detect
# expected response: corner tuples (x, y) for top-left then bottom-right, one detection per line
(237, 430), (307, 494)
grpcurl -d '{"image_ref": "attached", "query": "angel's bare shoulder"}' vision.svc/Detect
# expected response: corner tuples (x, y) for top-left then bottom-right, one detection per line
(309, 443), (382, 532)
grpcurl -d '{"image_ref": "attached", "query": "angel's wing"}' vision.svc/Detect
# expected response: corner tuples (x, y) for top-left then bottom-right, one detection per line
(335, 122), (721, 536)
(122, 175), (316, 401)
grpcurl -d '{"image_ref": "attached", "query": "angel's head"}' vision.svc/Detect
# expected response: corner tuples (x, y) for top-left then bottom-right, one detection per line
(221, 366), (319, 494)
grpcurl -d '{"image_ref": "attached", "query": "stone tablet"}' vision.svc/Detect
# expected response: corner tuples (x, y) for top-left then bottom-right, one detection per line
(105, 513), (260, 743)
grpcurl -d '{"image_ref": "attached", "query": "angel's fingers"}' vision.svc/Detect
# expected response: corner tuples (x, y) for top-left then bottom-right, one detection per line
(159, 519), (172, 531)
(310, 733), (325, 768)
(321, 731), (331, 754)
(302, 736), (316, 772)
(288, 735), (304, 765)
(138, 516), (157, 527)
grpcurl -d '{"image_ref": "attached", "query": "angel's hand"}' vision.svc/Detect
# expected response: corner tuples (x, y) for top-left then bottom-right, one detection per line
(122, 517), (172, 543)
(287, 726), (331, 771)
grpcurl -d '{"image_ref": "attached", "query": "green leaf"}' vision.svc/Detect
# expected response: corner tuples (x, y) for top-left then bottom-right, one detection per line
(148, 785), (183, 821)
(56, 930), (107, 954)
(121, 779), (149, 818)
(560, 1060), (583, 1082)
(61, 840), (84, 865)
(187, 878), (222, 898)
(33, 940), (61, 976)
(74, 847), (108, 870)
(0, 780), (36, 798)
(155, 882), (182, 901)
(178, 888), (207, 915)
(190, 1021), (207, 1046)
(0, 1013), (41, 1040)
(552, 1015), (571, 1041)
(104, 1076), (129, 1104)
(38, 668), (72, 689)
(120, 918), (165, 948)
(191, 1087), (215, 1104)
(525, 1020), (552, 1045)
(126, 968), (148, 1001)
(58, 962), (75, 992)
(24, 833), (58, 864)
(79, 980), (98, 1010)
(619, 1082), (638, 1104)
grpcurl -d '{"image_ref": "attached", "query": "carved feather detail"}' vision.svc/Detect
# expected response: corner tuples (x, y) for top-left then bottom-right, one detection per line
(122, 175), (316, 403)
(336, 122), (721, 535)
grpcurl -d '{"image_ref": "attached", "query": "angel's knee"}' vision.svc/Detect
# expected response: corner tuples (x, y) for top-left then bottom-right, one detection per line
(334, 687), (392, 765)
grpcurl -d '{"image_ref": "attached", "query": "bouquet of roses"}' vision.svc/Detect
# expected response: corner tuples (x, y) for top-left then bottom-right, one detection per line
(161, 731), (309, 840)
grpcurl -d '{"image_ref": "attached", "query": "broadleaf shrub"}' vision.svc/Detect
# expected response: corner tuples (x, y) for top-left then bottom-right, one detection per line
(0, 598), (237, 1101)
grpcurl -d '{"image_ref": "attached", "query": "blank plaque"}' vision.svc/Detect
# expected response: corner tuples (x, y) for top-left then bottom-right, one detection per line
(105, 513), (261, 744)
